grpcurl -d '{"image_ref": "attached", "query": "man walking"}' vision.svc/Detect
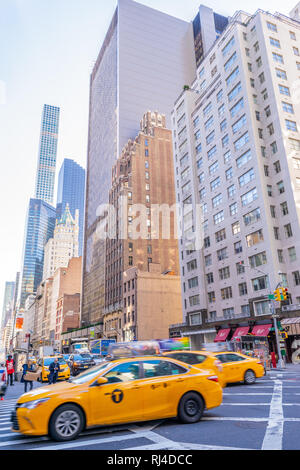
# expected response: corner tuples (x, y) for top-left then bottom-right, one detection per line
(6, 355), (15, 386)
(48, 358), (60, 384)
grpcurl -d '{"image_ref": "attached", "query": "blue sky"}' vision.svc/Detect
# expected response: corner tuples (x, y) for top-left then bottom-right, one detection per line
(0, 0), (297, 313)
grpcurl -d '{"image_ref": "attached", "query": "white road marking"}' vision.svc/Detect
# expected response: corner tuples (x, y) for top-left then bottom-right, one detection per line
(29, 431), (158, 450)
(223, 393), (273, 396)
(203, 417), (300, 422)
(261, 380), (283, 450)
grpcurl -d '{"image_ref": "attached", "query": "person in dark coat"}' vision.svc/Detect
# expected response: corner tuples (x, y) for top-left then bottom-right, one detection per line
(48, 358), (60, 384)
(21, 360), (34, 393)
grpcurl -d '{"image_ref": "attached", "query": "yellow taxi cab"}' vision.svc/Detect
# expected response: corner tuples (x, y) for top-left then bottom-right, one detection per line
(11, 355), (223, 441)
(163, 350), (226, 388)
(210, 351), (265, 386)
(37, 356), (70, 383)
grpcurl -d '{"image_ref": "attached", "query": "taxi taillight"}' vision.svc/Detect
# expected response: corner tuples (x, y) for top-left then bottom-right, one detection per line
(207, 375), (219, 382)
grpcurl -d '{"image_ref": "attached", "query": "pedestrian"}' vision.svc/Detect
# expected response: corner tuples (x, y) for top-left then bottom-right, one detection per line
(21, 360), (35, 393)
(48, 358), (60, 384)
(271, 351), (277, 369)
(0, 362), (7, 401)
(6, 355), (15, 386)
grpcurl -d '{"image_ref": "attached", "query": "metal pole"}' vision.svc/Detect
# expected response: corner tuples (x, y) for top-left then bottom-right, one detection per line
(267, 279), (284, 370)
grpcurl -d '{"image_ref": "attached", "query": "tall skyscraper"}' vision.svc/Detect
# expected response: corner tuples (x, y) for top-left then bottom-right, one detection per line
(103, 111), (181, 341)
(56, 158), (85, 255)
(19, 199), (56, 308)
(34, 104), (60, 205)
(170, 9), (300, 347)
(43, 204), (79, 281)
(1, 281), (15, 328)
(82, 0), (228, 325)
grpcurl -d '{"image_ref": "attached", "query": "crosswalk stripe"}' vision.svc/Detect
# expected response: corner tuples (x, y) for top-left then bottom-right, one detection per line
(29, 431), (154, 450)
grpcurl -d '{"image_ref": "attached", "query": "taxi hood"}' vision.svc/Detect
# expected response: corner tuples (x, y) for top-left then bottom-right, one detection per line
(18, 381), (78, 403)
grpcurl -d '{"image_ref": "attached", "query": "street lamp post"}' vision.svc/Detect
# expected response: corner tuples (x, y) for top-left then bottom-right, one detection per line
(242, 263), (284, 369)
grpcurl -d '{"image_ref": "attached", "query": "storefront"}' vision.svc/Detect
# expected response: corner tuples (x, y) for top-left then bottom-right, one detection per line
(281, 317), (300, 364)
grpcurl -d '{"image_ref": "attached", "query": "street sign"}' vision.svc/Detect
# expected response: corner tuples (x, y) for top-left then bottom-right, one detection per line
(268, 294), (275, 300)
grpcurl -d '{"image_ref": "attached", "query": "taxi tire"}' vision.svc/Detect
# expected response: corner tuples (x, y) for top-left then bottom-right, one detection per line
(244, 369), (256, 385)
(49, 404), (85, 442)
(178, 392), (204, 424)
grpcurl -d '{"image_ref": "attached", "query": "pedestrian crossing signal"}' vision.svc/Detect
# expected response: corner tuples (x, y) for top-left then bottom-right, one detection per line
(280, 332), (288, 340)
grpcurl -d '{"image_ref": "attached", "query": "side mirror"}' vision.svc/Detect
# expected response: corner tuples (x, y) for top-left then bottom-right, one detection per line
(96, 376), (108, 386)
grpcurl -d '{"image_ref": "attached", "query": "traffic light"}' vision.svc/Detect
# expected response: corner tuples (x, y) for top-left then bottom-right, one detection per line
(274, 289), (282, 302)
(281, 287), (288, 300)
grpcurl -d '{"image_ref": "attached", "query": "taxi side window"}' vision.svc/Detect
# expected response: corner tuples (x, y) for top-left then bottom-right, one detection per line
(215, 354), (231, 363)
(142, 360), (186, 378)
(171, 353), (204, 365)
(104, 362), (140, 384)
(226, 354), (245, 362)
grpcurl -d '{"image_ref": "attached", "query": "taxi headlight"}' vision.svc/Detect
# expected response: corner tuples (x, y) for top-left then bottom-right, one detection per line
(19, 398), (50, 409)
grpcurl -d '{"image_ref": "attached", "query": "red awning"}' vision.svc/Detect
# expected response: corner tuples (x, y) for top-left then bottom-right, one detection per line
(232, 326), (250, 340)
(214, 328), (231, 342)
(251, 324), (272, 337)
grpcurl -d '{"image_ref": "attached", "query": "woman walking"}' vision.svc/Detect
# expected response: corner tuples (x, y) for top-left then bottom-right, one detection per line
(21, 360), (34, 393)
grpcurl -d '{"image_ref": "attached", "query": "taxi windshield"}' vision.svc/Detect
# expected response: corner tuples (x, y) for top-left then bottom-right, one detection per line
(43, 357), (66, 366)
(69, 362), (111, 384)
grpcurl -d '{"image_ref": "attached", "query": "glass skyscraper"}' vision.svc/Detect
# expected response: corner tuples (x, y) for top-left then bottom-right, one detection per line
(56, 158), (85, 256)
(19, 199), (56, 308)
(1, 281), (15, 328)
(34, 104), (60, 204)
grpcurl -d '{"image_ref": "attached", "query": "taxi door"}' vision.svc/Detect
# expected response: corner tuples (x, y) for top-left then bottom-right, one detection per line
(138, 360), (189, 420)
(215, 354), (241, 383)
(88, 361), (144, 426)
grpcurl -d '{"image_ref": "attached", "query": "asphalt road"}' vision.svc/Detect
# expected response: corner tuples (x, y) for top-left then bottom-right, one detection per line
(1, 366), (300, 450)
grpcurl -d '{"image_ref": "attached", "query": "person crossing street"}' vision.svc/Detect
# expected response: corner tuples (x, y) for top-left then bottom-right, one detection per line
(48, 357), (60, 384)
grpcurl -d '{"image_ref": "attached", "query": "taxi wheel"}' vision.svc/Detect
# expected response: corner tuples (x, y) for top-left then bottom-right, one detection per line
(244, 369), (256, 385)
(49, 404), (85, 441)
(178, 392), (204, 424)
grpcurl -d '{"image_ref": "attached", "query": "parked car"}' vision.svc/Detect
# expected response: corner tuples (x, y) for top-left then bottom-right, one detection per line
(69, 354), (95, 376)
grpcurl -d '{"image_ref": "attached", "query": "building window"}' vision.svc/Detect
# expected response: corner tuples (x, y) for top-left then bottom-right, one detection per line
(249, 251), (267, 268)
(280, 202), (288, 216)
(234, 241), (243, 254)
(254, 300), (271, 316)
(252, 276), (268, 291)
(292, 271), (300, 286)
(205, 255), (212, 267)
(232, 221), (241, 235)
(219, 266), (230, 280)
(284, 223), (293, 238)
(239, 283), (248, 296)
(236, 261), (245, 274)
(230, 202), (238, 216)
(217, 247), (228, 261)
(287, 246), (297, 263)
(223, 307), (234, 319)
(208, 292), (216, 303)
(246, 229), (264, 247)
(215, 229), (226, 243)
(285, 120), (297, 132)
(189, 295), (200, 306)
(206, 273), (214, 284)
(221, 287), (233, 300)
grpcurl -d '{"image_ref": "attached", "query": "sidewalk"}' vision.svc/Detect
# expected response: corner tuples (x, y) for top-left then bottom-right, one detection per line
(268, 363), (300, 373)
(2, 379), (43, 401)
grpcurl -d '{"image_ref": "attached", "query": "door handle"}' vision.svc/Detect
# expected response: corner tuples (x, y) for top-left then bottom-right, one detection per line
(176, 378), (185, 382)
(133, 386), (141, 390)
